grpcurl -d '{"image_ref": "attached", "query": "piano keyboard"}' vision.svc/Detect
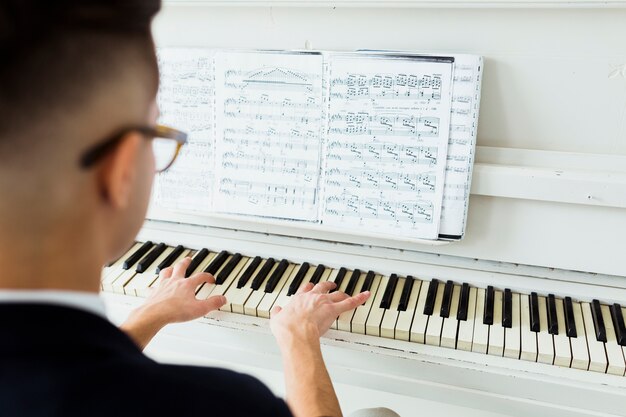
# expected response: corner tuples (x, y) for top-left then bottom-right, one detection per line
(101, 241), (626, 376)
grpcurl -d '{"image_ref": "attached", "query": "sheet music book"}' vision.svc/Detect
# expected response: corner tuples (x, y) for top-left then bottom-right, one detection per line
(151, 48), (483, 241)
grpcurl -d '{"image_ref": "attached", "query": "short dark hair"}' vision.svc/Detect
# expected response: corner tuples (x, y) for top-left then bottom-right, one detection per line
(0, 0), (161, 144)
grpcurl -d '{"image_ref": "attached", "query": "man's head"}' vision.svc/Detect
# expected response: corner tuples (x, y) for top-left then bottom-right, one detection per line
(0, 0), (162, 285)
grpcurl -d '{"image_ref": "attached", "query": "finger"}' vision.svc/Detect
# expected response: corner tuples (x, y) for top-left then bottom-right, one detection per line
(310, 281), (336, 294)
(188, 272), (215, 288)
(333, 291), (371, 313)
(159, 266), (173, 280)
(296, 282), (314, 295)
(328, 291), (350, 302)
(171, 256), (192, 279)
(270, 305), (282, 317)
(199, 295), (227, 314)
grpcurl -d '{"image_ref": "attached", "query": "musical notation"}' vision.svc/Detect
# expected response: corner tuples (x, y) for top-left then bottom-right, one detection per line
(330, 72), (442, 100)
(213, 51), (324, 220)
(325, 194), (434, 226)
(326, 141), (438, 166)
(329, 112), (439, 138)
(438, 55), (482, 237)
(322, 55), (453, 239)
(153, 48), (215, 213)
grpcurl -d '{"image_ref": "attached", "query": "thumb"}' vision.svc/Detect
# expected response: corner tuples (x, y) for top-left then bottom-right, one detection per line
(200, 295), (227, 314)
(270, 305), (282, 317)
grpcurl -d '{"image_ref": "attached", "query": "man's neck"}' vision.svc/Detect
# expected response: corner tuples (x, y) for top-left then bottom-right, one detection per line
(0, 232), (103, 293)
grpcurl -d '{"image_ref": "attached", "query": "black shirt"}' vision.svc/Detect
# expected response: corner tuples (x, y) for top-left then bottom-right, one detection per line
(0, 304), (293, 417)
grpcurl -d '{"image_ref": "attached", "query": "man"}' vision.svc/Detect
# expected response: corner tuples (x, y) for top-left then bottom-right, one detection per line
(0, 1), (389, 416)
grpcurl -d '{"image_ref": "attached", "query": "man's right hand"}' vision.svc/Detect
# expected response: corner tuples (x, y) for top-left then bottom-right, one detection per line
(269, 281), (370, 346)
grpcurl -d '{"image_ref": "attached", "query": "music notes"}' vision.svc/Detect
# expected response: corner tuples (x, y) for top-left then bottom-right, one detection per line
(150, 48), (480, 242)
(439, 55), (483, 238)
(213, 51), (324, 220)
(322, 55), (453, 239)
(153, 48), (215, 213)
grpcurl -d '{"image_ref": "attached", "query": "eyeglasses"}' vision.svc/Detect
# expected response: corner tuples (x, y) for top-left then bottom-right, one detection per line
(79, 124), (188, 173)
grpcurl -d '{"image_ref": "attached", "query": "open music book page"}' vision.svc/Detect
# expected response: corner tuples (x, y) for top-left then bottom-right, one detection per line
(439, 55), (482, 239)
(154, 48), (215, 213)
(212, 51), (325, 221)
(321, 54), (454, 240)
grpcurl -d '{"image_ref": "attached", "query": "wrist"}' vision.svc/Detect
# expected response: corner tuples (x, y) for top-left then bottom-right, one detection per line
(273, 321), (320, 353)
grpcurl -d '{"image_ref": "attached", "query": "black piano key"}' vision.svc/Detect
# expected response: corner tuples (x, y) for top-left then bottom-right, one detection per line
(215, 253), (242, 285)
(236, 256), (262, 288)
(591, 299), (607, 342)
(250, 258), (275, 291)
(547, 294), (558, 335)
(610, 303), (626, 346)
(457, 283), (470, 321)
(440, 280), (454, 318)
(155, 245), (185, 274)
(309, 264), (326, 285)
(185, 248), (209, 278)
(530, 292), (540, 332)
(360, 270), (375, 293)
(203, 250), (229, 275)
(264, 259), (289, 293)
(330, 267), (348, 293)
(344, 269), (363, 296)
(122, 241), (154, 270)
(398, 276), (415, 312)
(502, 288), (512, 328)
(423, 279), (439, 316)
(563, 296), (577, 338)
(483, 286), (495, 325)
(379, 274), (399, 310)
(136, 243), (166, 273)
(287, 262), (310, 296)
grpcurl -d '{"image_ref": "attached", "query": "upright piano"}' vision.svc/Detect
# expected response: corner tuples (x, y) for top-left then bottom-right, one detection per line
(102, 1), (626, 416)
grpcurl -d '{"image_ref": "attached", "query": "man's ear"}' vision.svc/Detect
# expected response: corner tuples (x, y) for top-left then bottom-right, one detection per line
(97, 132), (143, 209)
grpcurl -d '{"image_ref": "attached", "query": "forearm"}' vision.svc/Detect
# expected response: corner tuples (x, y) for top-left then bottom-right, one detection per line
(120, 306), (166, 350)
(279, 326), (342, 417)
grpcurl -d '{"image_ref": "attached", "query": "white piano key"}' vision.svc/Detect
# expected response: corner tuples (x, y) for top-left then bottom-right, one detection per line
(107, 266), (138, 294)
(365, 275), (390, 337)
(503, 292), (521, 359)
(488, 290), (505, 357)
(520, 294), (538, 362)
(224, 258), (264, 314)
(395, 279), (422, 342)
(425, 282), (446, 346)
(537, 295), (555, 364)
(472, 288), (489, 354)
(570, 300), (590, 370)
(351, 274), (382, 335)
(243, 262), (280, 316)
(456, 287), (477, 352)
(553, 298), (572, 368)
(440, 284), (461, 349)
(601, 304), (626, 376)
(380, 277), (405, 339)
(337, 272), (367, 332)
(332, 268), (355, 330)
(101, 243), (141, 284)
(100, 243), (143, 291)
(581, 302), (608, 373)
(256, 263), (297, 319)
(409, 279), (432, 344)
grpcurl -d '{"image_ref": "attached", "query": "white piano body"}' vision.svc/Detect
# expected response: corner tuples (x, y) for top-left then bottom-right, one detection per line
(103, 2), (626, 416)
